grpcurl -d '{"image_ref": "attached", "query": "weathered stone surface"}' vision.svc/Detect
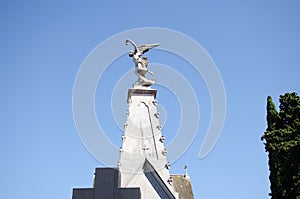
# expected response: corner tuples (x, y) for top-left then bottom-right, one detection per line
(171, 175), (194, 199)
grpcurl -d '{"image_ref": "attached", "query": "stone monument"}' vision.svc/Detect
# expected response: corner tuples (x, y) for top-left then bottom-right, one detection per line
(72, 40), (194, 199)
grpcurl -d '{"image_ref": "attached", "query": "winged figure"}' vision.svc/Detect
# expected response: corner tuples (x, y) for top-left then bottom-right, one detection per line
(125, 39), (159, 87)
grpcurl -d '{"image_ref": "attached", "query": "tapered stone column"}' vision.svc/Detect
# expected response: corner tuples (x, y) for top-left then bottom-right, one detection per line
(118, 87), (178, 199)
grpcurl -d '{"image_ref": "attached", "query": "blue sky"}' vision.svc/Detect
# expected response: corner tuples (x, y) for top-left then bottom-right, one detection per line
(1, 1), (300, 199)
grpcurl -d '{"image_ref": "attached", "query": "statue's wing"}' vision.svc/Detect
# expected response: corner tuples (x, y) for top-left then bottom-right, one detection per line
(137, 43), (160, 54)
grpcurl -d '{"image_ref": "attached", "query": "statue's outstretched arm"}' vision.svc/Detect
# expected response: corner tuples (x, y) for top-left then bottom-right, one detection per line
(125, 39), (137, 51)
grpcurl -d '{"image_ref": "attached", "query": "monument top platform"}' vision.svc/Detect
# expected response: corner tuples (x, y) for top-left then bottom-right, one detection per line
(127, 88), (157, 103)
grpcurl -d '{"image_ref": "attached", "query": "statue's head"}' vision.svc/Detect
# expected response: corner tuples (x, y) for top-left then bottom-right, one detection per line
(129, 51), (134, 57)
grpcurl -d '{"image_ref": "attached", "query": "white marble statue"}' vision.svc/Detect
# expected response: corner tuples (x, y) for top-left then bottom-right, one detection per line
(125, 39), (159, 87)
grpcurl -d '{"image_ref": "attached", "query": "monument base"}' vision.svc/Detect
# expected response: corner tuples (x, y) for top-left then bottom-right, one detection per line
(72, 167), (194, 199)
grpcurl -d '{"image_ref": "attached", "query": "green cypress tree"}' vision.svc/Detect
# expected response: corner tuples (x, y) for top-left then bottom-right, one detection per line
(262, 96), (281, 198)
(262, 92), (300, 199)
